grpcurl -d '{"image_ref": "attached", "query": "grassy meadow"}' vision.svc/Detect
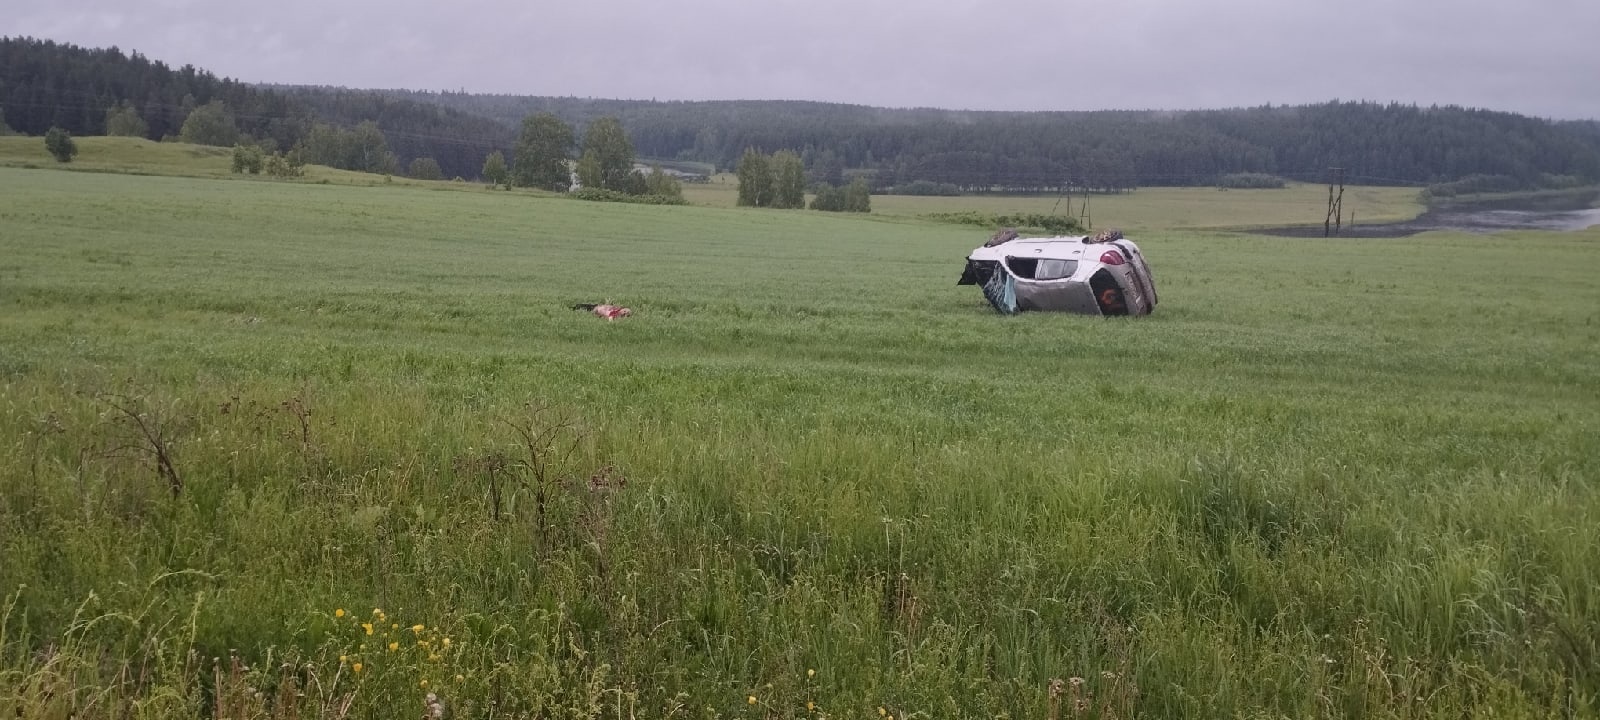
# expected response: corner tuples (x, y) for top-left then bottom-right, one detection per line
(0, 160), (1597, 719)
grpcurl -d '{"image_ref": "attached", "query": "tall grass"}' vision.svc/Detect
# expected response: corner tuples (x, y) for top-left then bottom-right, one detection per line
(0, 166), (1595, 718)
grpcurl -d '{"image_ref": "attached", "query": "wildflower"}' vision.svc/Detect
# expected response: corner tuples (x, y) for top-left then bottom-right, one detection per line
(1068, 677), (1084, 687)
(419, 640), (431, 648)
(1101, 671), (1117, 679)
(352, 662), (363, 673)
(442, 637), (452, 648)
(879, 707), (887, 716)
(391, 623), (399, 630)
(335, 608), (346, 618)
(807, 668), (815, 678)
(372, 608), (382, 617)
(429, 653), (441, 662)
(359, 644), (366, 650)
(455, 674), (465, 682)
(807, 701), (815, 712)
(412, 624), (426, 633)
(388, 641), (399, 652)
(339, 655), (348, 663)
(419, 679), (429, 688)
(747, 696), (757, 706)
(362, 623), (374, 636)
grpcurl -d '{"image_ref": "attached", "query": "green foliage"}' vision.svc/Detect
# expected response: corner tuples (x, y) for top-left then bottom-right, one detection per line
(771, 150), (806, 209)
(643, 165), (685, 201)
(844, 177), (871, 212)
(230, 144), (264, 174)
(481, 150), (509, 188)
(574, 150), (601, 191)
(809, 179), (871, 213)
(179, 100), (239, 147)
(0, 167), (1596, 719)
(44, 127), (78, 162)
(568, 187), (688, 205)
(303, 121), (398, 175)
(736, 148), (774, 207)
(808, 182), (845, 211)
(512, 113), (575, 191)
(578, 117), (636, 192)
(1216, 172), (1286, 189)
(888, 180), (963, 196)
(103, 101), (148, 138)
(408, 157), (442, 181)
(262, 151), (303, 178)
(924, 211), (1082, 233)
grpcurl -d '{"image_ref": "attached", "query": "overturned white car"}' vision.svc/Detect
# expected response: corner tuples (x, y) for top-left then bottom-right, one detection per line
(956, 229), (1158, 316)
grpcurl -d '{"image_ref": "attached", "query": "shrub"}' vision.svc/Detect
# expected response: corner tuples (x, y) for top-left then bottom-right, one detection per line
(1216, 173), (1286, 189)
(569, 188), (687, 205)
(44, 127), (78, 163)
(231, 144), (264, 174)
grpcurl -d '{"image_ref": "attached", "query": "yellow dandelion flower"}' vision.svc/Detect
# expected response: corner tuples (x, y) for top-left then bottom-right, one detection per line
(442, 637), (452, 647)
(419, 679), (429, 688)
(391, 623), (398, 630)
(418, 640), (430, 648)
(362, 623), (374, 636)
(807, 668), (815, 678)
(358, 643), (366, 650)
(412, 624), (425, 633)
(747, 695), (757, 706)
(372, 608), (382, 617)
(807, 701), (815, 711)
(879, 707), (887, 716)
(339, 655), (348, 663)
(352, 662), (363, 674)
(455, 674), (465, 682)
(335, 608), (346, 618)
(388, 641), (399, 652)
(429, 653), (441, 662)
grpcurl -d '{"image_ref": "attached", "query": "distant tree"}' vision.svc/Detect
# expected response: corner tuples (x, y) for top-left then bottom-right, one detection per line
(622, 169), (650, 196)
(844, 177), (872, 212)
(231, 144), (263, 174)
(348, 121), (398, 174)
(575, 150), (602, 190)
(104, 101), (149, 138)
(264, 151), (303, 178)
(772, 150), (806, 209)
(44, 127), (78, 162)
(736, 148), (774, 207)
(482, 150), (509, 188)
(179, 100), (239, 147)
(409, 157), (442, 180)
(809, 184), (846, 211)
(579, 117), (636, 192)
(644, 165), (685, 200)
(512, 113), (575, 190)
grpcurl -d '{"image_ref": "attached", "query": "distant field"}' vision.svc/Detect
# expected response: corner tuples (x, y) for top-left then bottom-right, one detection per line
(684, 174), (1425, 231)
(1, 165), (1596, 719)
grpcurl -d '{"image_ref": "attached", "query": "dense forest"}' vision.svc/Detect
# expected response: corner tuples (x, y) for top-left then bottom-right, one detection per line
(6, 36), (1600, 191)
(375, 90), (1600, 191)
(0, 38), (510, 179)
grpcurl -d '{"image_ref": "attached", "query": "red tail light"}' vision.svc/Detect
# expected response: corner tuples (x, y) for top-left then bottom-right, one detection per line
(1099, 250), (1126, 266)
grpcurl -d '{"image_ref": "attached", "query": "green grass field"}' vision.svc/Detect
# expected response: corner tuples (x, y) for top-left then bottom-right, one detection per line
(1, 162), (1597, 719)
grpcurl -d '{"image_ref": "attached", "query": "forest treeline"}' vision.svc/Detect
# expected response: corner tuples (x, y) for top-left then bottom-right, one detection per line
(0, 37), (510, 179)
(6, 36), (1600, 192)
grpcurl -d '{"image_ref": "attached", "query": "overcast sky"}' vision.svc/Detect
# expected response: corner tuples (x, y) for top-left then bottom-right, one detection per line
(10, 0), (1599, 119)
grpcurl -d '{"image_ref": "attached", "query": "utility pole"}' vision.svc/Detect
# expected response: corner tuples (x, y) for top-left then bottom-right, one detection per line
(1325, 167), (1346, 236)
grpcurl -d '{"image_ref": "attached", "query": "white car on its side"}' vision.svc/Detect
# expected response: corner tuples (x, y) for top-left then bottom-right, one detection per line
(956, 229), (1159, 316)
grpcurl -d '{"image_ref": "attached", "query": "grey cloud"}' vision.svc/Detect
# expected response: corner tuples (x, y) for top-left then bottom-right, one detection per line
(8, 0), (1598, 118)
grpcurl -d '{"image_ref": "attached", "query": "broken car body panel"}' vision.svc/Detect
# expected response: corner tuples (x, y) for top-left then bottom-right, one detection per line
(957, 232), (1158, 316)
